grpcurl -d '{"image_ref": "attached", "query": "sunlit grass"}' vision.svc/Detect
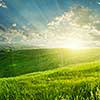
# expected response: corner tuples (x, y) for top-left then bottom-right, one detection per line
(1, 48), (100, 77)
(0, 60), (100, 100)
(0, 48), (100, 100)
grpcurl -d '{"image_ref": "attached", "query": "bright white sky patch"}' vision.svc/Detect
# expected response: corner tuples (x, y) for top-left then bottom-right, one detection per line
(12, 23), (17, 27)
(97, 2), (100, 5)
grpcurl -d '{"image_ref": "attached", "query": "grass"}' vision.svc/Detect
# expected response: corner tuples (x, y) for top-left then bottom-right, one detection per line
(0, 60), (100, 100)
(0, 48), (100, 100)
(0, 48), (100, 77)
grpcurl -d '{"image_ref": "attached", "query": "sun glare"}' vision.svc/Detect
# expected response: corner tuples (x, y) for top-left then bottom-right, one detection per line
(63, 41), (83, 49)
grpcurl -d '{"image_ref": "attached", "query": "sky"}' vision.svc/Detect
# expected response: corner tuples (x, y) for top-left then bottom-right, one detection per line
(0, 0), (100, 47)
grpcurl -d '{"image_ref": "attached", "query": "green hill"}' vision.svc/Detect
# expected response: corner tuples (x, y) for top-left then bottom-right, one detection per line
(0, 60), (100, 100)
(1, 48), (100, 77)
(0, 48), (100, 100)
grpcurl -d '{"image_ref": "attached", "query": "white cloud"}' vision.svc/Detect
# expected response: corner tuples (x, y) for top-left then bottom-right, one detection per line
(0, 0), (7, 8)
(0, 26), (45, 45)
(1, 5), (100, 47)
(47, 6), (100, 47)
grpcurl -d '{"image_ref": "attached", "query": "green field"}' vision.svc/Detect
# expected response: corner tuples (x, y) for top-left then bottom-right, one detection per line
(0, 48), (100, 100)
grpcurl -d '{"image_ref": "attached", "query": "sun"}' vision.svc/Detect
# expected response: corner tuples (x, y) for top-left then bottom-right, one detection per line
(67, 43), (81, 49)
(63, 40), (83, 49)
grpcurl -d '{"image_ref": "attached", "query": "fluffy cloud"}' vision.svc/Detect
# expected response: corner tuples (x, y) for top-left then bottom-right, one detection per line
(47, 6), (100, 47)
(0, 25), (44, 45)
(1, 5), (100, 47)
(0, 0), (7, 8)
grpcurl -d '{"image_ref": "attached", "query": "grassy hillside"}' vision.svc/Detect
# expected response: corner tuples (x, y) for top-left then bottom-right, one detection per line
(0, 60), (100, 100)
(0, 48), (100, 77)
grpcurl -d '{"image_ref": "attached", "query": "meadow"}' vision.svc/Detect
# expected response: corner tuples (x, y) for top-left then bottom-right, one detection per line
(0, 48), (100, 100)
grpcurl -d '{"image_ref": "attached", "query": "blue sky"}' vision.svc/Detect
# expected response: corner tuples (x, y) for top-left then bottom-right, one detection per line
(0, 0), (100, 47)
(0, 0), (99, 30)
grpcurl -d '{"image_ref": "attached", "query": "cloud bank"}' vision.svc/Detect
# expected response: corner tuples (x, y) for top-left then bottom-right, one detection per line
(47, 6), (100, 47)
(0, 5), (100, 48)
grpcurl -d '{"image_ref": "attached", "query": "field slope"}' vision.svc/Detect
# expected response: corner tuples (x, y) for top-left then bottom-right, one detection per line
(1, 48), (100, 77)
(0, 60), (100, 100)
